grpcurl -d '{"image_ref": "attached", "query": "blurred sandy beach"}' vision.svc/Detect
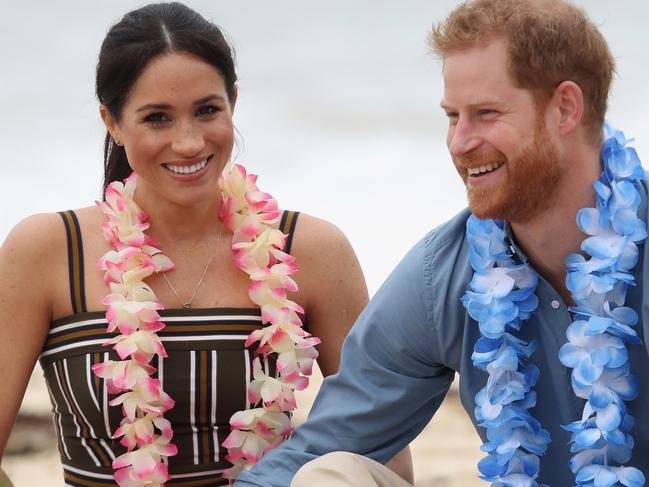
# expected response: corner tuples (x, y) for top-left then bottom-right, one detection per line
(4, 365), (482, 486)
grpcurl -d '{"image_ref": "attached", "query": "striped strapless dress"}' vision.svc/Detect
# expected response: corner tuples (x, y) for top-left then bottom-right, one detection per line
(38, 209), (300, 486)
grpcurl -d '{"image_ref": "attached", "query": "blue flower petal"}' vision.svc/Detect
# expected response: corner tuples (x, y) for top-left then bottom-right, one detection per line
(575, 428), (602, 447)
(595, 403), (622, 431)
(559, 343), (583, 368)
(616, 466), (646, 487)
(578, 208), (604, 235)
(607, 305), (638, 326)
(584, 317), (614, 335)
(589, 384), (613, 409)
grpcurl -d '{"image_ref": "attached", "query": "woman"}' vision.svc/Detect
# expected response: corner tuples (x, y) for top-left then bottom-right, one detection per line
(0, 3), (412, 486)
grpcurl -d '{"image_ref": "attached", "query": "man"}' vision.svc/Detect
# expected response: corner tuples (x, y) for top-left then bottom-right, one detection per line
(235, 0), (649, 485)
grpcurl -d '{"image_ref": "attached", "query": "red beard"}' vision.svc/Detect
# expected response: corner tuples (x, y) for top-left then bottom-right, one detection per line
(453, 118), (566, 223)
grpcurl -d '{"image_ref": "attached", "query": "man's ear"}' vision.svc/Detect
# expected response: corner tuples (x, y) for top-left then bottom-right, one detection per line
(551, 80), (584, 136)
(100, 105), (121, 143)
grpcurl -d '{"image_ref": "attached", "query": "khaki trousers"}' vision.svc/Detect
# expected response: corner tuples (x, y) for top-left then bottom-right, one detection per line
(291, 452), (414, 487)
(0, 468), (14, 487)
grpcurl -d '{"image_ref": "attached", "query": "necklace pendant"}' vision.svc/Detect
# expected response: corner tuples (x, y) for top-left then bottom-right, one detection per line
(182, 302), (192, 309)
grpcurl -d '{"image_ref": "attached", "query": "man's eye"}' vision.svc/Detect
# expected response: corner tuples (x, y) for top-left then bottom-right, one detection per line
(478, 109), (498, 117)
(445, 112), (459, 124)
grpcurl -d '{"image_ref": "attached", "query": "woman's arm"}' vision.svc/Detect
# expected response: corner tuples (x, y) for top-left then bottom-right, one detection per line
(288, 213), (414, 483)
(0, 215), (59, 461)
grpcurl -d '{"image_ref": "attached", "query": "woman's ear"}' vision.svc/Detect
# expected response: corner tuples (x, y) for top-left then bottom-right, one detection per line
(99, 105), (122, 144)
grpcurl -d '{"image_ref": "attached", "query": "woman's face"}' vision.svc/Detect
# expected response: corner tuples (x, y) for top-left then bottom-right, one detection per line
(103, 52), (236, 207)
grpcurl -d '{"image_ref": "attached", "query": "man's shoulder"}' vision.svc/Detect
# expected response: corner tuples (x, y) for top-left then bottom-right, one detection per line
(418, 207), (471, 257)
(391, 207), (471, 286)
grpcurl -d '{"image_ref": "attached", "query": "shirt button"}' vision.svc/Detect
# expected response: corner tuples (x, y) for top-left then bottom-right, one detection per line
(550, 300), (561, 309)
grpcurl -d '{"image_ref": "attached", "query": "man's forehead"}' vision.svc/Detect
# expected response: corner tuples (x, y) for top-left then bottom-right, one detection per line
(440, 39), (522, 107)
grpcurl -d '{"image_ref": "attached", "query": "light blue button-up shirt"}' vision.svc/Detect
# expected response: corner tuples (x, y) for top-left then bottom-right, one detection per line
(235, 182), (649, 487)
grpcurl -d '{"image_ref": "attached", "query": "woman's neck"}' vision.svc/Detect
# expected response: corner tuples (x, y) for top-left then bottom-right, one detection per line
(133, 182), (223, 246)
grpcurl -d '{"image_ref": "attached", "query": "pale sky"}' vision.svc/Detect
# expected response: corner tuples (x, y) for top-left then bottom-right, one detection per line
(2, 0), (648, 293)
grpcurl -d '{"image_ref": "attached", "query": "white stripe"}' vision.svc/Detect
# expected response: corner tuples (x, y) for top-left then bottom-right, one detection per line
(86, 354), (100, 411)
(64, 359), (100, 466)
(49, 313), (261, 335)
(158, 353), (164, 387)
(85, 357), (115, 463)
(62, 464), (115, 479)
(50, 318), (107, 334)
(99, 439), (115, 460)
(53, 362), (81, 437)
(168, 468), (227, 478)
(190, 351), (199, 465)
(103, 352), (112, 437)
(244, 350), (251, 410)
(161, 335), (250, 342)
(40, 335), (251, 358)
(40, 338), (106, 358)
(161, 314), (262, 323)
(212, 350), (219, 462)
(80, 437), (101, 467)
(158, 353), (168, 468)
(45, 375), (71, 460)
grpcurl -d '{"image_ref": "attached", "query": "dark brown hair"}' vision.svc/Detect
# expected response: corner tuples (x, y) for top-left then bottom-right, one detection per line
(429, 0), (615, 144)
(96, 2), (237, 193)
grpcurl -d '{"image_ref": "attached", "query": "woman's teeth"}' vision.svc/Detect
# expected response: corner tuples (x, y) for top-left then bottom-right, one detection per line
(467, 161), (504, 176)
(164, 158), (208, 174)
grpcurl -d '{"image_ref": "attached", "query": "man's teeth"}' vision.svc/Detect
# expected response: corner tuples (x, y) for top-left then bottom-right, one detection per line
(468, 161), (504, 176)
(164, 159), (208, 174)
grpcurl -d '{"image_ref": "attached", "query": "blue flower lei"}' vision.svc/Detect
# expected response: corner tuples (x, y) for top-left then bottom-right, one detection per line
(462, 124), (646, 487)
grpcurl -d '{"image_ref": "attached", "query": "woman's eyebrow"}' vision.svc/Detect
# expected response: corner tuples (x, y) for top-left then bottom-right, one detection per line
(135, 94), (225, 112)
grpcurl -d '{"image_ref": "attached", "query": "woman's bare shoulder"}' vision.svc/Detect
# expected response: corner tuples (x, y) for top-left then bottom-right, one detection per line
(288, 212), (352, 256)
(2, 205), (99, 265)
(3, 213), (65, 255)
(285, 211), (366, 300)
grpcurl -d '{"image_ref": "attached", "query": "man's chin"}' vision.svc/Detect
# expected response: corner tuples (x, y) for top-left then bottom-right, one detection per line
(467, 193), (508, 220)
(469, 197), (547, 223)
(468, 205), (506, 220)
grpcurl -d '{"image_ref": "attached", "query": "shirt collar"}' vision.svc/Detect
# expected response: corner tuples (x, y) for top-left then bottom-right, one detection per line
(503, 222), (529, 264)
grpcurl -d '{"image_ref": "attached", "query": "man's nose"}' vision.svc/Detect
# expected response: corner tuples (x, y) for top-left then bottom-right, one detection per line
(448, 117), (481, 157)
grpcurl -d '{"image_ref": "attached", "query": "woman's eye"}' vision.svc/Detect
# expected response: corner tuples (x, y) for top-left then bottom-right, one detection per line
(196, 105), (221, 117)
(144, 112), (169, 124)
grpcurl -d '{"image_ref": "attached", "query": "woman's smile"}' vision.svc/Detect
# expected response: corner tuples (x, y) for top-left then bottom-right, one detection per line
(161, 154), (213, 180)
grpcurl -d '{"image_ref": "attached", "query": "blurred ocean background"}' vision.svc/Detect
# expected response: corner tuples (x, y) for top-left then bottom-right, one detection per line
(2, 1), (649, 485)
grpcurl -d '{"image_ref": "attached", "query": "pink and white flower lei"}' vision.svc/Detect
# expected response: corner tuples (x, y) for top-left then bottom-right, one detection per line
(219, 164), (320, 480)
(94, 166), (320, 485)
(94, 173), (177, 486)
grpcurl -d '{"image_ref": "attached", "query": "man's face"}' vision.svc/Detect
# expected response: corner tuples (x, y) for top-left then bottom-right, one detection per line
(441, 38), (566, 223)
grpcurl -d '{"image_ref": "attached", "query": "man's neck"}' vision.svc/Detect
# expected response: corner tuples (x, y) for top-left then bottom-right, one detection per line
(510, 145), (601, 304)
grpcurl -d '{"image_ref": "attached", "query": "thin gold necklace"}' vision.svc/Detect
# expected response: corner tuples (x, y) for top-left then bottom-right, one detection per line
(161, 221), (225, 309)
